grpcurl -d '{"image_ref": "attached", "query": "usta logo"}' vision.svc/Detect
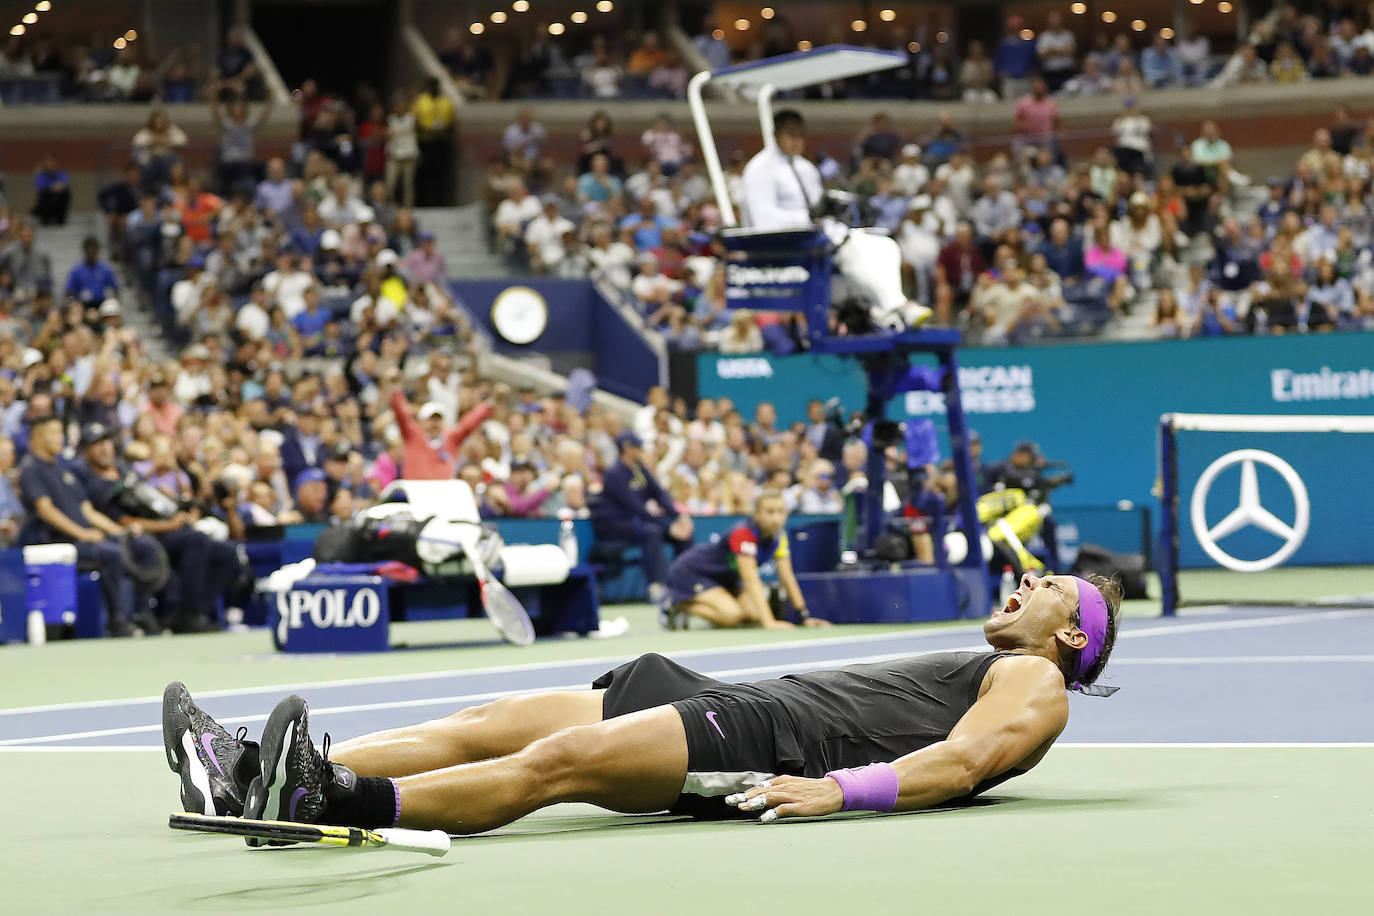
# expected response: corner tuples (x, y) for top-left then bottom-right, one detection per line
(276, 587), (381, 642)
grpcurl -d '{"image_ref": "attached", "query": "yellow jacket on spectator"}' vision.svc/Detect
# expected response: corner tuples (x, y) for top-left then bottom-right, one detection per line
(381, 274), (409, 308)
(412, 91), (454, 136)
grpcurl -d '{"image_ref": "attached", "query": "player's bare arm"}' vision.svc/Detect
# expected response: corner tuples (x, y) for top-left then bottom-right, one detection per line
(729, 655), (1068, 822)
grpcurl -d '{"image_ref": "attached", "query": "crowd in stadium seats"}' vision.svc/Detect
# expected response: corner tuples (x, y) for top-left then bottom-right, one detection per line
(483, 87), (1374, 349)
(434, 25), (691, 102)
(0, 25), (263, 105)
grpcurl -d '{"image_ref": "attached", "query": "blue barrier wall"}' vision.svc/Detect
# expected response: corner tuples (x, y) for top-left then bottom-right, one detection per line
(449, 279), (658, 401)
(699, 333), (1374, 568)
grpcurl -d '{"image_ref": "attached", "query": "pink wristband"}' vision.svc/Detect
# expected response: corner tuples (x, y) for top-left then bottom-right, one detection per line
(825, 763), (899, 812)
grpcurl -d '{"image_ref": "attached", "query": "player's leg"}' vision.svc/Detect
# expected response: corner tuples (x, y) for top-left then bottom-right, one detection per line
(250, 694), (687, 836)
(395, 706), (688, 834)
(329, 690), (606, 777)
(677, 586), (746, 628)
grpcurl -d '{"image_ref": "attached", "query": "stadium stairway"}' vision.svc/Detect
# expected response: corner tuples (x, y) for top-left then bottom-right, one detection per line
(35, 213), (170, 363)
(415, 204), (508, 279)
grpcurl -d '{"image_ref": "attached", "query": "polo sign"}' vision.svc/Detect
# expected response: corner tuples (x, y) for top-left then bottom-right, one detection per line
(268, 575), (390, 653)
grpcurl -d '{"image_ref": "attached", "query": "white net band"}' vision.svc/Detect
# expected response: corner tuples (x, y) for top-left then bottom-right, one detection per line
(1165, 413), (1374, 434)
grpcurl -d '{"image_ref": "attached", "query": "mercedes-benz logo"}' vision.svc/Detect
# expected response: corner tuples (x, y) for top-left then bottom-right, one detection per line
(1190, 449), (1310, 573)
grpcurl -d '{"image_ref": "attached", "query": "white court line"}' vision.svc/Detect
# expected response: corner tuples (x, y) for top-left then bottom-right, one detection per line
(0, 626), (978, 718)
(0, 647), (987, 746)
(1057, 742), (1374, 749)
(1113, 655), (1374, 665)
(1, 608), (1364, 745)
(3, 743), (1371, 753)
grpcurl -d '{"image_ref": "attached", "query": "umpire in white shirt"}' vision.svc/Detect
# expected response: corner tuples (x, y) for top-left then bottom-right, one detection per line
(740, 110), (930, 331)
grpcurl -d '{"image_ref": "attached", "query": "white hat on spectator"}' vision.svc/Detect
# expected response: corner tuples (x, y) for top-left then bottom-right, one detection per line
(357, 206), (376, 224)
(259, 428), (285, 450)
(220, 463), (254, 491)
(184, 343), (211, 362)
(901, 143), (922, 158)
(418, 401), (447, 421)
(99, 297), (122, 317)
(236, 303), (270, 339)
(1129, 191), (1151, 209)
(20, 347), (44, 369)
(909, 195), (933, 211)
(320, 229), (343, 251)
(376, 248), (400, 268)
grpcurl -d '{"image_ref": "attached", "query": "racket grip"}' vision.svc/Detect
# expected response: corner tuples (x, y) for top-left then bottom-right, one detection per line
(374, 827), (452, 856)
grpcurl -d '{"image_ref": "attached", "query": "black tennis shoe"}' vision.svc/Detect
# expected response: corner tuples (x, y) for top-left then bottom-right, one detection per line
(161, 681), (259, 816)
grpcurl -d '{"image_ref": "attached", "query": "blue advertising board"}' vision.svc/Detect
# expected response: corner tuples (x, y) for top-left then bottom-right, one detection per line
(268, 574), (391, 653)
(699, 333), (1374, 567)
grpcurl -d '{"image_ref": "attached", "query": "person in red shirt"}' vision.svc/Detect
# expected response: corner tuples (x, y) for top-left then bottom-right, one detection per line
(389, 388), (491, 479)
(177, 174), (224, 244)
(934, 222), (986, 324)
(1012, 77), (1059, 152)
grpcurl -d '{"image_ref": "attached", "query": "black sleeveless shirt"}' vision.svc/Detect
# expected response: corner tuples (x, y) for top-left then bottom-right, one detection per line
(597, 649), (1032, 792)
(734, 650), (1022, 779)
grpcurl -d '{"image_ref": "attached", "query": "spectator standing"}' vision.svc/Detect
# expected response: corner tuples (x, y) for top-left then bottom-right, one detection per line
(385, 90), (420, 208)
(412, 78), (454, 206)
(96, 162), (143, 256)
(503, 107), (546, 164)
(1012, 77), (1058, 158)
(959, 40), (997, 102)
(641, 115), (693, 176)
(1270, 43), (1308, 82)
(1191, 121), (1237, 197)
(131, 109), (188, 186)
(1035, 11), (1077, 92)
(993, 16), (1037, 100)
(1, 221), (52, 302)
(210, 85), (271, 196)
(217, 25), (262, 99)
(1212, 44), (1270, 87)
(437, 29), (492, 99)
(65, 237), (119, 307)
(1140, 35), (1182, 89)
(31, 156), (70, 226)
(694, 17), (731, 71)
(1111, 97), (1153, 176)
(581, 46), (623, 99)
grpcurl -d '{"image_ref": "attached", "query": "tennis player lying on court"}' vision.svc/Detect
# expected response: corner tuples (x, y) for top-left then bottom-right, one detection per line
(661, 491), (830, 630)
(162, 573), (1120, 838)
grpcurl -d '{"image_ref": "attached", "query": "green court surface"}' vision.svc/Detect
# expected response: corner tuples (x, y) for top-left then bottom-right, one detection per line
(3, 585), (1371, 914)
(2, 746), (1367, 914)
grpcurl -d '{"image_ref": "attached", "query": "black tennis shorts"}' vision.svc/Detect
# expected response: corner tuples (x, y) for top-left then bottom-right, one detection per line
(593, 653), (802, 820)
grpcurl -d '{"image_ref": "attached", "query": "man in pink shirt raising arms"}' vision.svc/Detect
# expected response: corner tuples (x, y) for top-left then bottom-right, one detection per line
(388, 387), (491, 480)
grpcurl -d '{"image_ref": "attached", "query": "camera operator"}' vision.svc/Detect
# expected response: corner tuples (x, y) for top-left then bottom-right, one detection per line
(981, 439), (1071, 571)
(70, 423), (238, 634)
(16, 414), (163, 637)
(741, 109), (931, 333)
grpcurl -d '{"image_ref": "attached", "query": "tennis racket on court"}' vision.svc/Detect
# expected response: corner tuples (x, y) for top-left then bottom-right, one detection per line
(462, 538), (535, 647)
(415, 524), (535, 647)
(169, 812), (451, 856)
